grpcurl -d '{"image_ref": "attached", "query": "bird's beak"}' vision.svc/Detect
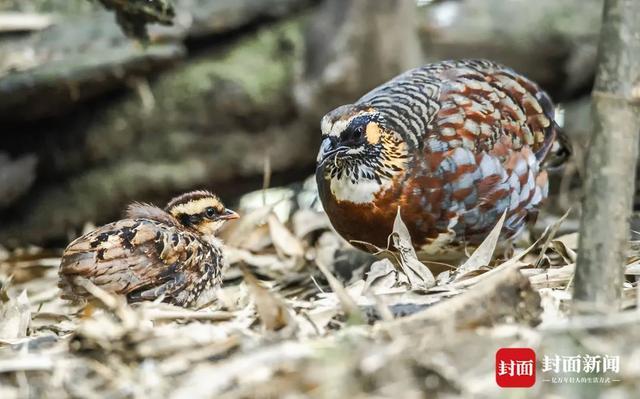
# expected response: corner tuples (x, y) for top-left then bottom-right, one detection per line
(317, 136), (346, 165)
(218, 208), (240, 220)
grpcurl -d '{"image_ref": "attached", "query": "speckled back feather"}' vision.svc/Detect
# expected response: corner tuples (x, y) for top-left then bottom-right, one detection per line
(59, 206), (224, 307)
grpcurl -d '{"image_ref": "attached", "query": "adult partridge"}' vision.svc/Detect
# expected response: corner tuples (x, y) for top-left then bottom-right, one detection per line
(316, 60), (569, 261)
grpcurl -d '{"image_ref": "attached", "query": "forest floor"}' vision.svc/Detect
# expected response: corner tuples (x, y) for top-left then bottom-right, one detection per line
(2, 179), (640, 398)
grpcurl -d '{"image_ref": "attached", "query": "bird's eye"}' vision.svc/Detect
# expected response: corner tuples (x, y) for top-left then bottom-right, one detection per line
(353, 127), (363, 140)
(205, 207), (216, 218)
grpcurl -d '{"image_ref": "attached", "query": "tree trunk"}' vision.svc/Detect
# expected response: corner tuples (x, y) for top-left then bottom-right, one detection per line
(574, 0), (640, 313)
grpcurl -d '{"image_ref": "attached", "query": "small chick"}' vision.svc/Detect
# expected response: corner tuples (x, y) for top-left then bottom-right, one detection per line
(58, 190), (239, 307)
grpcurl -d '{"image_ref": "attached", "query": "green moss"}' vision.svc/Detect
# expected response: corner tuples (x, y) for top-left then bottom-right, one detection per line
(211, 20), (302, 104)
(0, 0), (97, 14)
(157, 18), (302, 109)
(85, 18), (304, 163)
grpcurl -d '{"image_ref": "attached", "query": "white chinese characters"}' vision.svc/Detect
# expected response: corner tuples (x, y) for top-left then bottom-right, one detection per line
(498, 360), (535, 377)
(541, 354), (619, 374)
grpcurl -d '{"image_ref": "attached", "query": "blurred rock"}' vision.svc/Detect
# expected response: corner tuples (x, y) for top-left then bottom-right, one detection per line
(36, 19), (304, 179)
(418, 0), (602, 99)
(183, 0), (316, 38)
(0, 152), (37, 209)
(0, 0), (313, 122)
(0, 43), (184, 122)
(0, 11), (184, 122)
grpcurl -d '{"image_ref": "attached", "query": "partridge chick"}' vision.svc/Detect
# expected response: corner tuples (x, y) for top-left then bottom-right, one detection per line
(58, 190), (239, 307)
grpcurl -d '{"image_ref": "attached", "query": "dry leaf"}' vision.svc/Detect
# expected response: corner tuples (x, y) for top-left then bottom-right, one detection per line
(226, 247), (281, 269)
(237, 224), (273, 252)
(223, 205), (275, 247)
(292, 209), (330, 238)
(315, 258), (363, 321)
(455, 211), (507, 278)
(365, 259), (402, 290)
(240, 264), (294, 332)
(529, 264), (575, 289)
(625, 260), (640, 275)
(364, 259), (409, 294)
(0, 355), (53, 373)
(391, 208), (436, 290)
(534, 208), (572, 267)
(0, 290), (30, 339)
(297, 306), (338, 336)
(268, 214), (304, 258)
(550, 239), (577, 264)
(449, 208), (572, 290)
(554, 232), (579, 250)
(238, 187), (295, 222)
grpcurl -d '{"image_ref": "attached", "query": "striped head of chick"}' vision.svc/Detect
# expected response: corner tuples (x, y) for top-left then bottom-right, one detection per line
(165, 190), (239, 238)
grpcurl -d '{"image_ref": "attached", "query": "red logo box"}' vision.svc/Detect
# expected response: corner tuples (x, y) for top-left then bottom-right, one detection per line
(496, 348), (536, 388)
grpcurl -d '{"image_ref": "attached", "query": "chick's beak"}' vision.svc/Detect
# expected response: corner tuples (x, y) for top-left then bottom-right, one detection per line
(218, 208), (239, 221)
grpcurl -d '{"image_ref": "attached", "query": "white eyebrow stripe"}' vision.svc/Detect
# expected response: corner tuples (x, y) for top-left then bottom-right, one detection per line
(323, 111), (380, 137)
(328, 119), (350, 137)
(170, 198), (221, 216)
(321, 116), (332, 135)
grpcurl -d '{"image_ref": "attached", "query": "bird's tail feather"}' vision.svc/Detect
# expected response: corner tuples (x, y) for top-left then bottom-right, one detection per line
(536, 102), (571, 169)
(542, 126), (572, 169)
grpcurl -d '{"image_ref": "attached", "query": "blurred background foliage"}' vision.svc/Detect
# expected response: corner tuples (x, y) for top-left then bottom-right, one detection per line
(0, 0), (602, 247)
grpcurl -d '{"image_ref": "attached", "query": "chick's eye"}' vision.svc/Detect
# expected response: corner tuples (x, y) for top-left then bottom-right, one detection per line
(205, 207), (216, 218)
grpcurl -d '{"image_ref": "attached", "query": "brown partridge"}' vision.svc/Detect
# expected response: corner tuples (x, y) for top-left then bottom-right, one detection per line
(316, 60), (569, 261)
(58, 190), (239, 307)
